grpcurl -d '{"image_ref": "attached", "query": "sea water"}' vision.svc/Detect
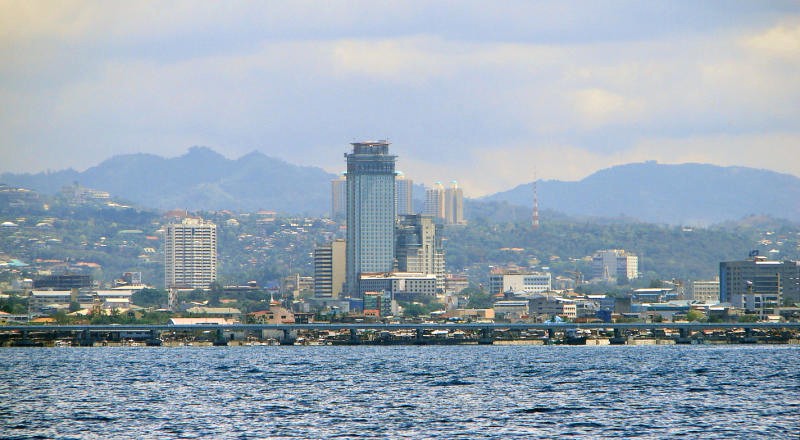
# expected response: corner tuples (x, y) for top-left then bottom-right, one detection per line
(1, 345), (798, 439)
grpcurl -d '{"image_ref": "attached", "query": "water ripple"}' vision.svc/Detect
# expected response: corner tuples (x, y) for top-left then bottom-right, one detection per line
(1, 345), (799, 438)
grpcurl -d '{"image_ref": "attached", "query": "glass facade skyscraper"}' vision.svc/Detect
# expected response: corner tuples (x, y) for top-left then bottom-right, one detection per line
(345, 141), (397, 296)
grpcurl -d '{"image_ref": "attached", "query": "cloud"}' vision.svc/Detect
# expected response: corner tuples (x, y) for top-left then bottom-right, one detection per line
(570, 88), (646, 129)
(0, 2), (798, 201)
(743, 21), (800, 58)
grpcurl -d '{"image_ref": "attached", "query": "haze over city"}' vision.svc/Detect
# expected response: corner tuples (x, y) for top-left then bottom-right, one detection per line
(1, 1), (799, 197)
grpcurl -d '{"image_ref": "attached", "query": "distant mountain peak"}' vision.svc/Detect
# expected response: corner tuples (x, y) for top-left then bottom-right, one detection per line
(181, 146), (229, 162)
(238, 150), (266, 160)
(483, 161), (800, 225)
(0, 146), (337, 215)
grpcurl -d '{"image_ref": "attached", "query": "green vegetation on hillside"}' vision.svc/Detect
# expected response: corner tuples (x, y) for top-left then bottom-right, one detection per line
(1, 186), (798, 290)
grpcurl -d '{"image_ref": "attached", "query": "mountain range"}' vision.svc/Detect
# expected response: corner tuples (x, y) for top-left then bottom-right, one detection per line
(1, 147), (336, 215)
(484, 161), (800, 225)
(2, 148), (799, 225)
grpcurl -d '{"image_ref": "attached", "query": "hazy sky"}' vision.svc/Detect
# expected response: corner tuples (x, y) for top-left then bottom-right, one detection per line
(1, 1), (799, 196)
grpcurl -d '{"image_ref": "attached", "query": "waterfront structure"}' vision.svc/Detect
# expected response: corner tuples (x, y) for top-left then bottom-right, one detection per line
(345, 141), (397, 296)
(424, 182), (445, 222)
(395, 173), (413, 216)
(591, 249), (639, 282)
(164, 218), (217, 290)
(720, 256), (800, 305)
(444, 181), (466, 225)
(314, 239), (346, 298)
(331, 174), (347, 219)
(489, 269), (552, 295)
(690, 279), (720, 304)
(395, 214), (445, 291)
(167, 317), (237, 325)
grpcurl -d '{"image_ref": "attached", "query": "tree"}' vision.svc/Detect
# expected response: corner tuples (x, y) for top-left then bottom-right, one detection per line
(0, 295), (27, 315)
(685, 309), (705, 322)
(132, 288), (167, 308)
(400, 301), (430, 318)
(738, 314), (759, 323)
(53, 310), (71, 324)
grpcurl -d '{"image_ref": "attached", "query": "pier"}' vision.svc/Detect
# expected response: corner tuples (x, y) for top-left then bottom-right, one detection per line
(2, 322), (800, 346)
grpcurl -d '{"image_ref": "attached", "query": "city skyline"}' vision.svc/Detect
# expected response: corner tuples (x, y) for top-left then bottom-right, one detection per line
(1, 2), (799, 197)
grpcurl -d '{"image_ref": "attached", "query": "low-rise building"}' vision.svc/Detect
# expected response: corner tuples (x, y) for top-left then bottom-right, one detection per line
(444, 274), (469, 294)
(528, 295), (577, 320)
(489, 268), (551, 295)
(445, 308), (495, 322)
(631, 301), (692, 321)
(185, 306), (242, 321)
(364, 290), (397, 318)
(359, 272), (438, 297)
(632, 288), (677, 304)
(690, 280), (720, 304)
(248, 303), (296, 341)
(591, 249), (638, 282)
(29, 290), (74, 313)
(249, 306), (295, 324)
(493, 300), (530, 321)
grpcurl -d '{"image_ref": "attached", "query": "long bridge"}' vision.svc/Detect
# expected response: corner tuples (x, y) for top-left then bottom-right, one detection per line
(3, 322), (800, 346)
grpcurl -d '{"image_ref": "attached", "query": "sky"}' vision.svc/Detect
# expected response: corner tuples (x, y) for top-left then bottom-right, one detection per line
(1, 1), (799, 197)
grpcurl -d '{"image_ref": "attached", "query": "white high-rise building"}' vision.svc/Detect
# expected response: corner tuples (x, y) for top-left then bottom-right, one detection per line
(164, 218), (217, 289)
(345, 141), (397, 296)
(395, 173), (413, 216)
(444, 181), (465, 225)
(424, 182), (445, 222)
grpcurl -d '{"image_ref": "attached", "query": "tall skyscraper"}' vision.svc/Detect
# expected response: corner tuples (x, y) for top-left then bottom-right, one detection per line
(444, 181), (465, 225)
(331, 173), (347, 219)
(164, 218), (217, 289)
(314, 239), (346, 298)
(395, 172), (413, 216)
(424, 182), (445, 222)
(395, 214), (445, 291)
(345, 141), (397, 296)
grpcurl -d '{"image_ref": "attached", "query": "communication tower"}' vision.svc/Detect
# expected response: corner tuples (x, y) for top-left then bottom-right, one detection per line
(532, 177), (540, 230)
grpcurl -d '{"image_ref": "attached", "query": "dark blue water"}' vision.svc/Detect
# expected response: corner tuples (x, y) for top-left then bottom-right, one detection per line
(1, 345), (798, 439)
